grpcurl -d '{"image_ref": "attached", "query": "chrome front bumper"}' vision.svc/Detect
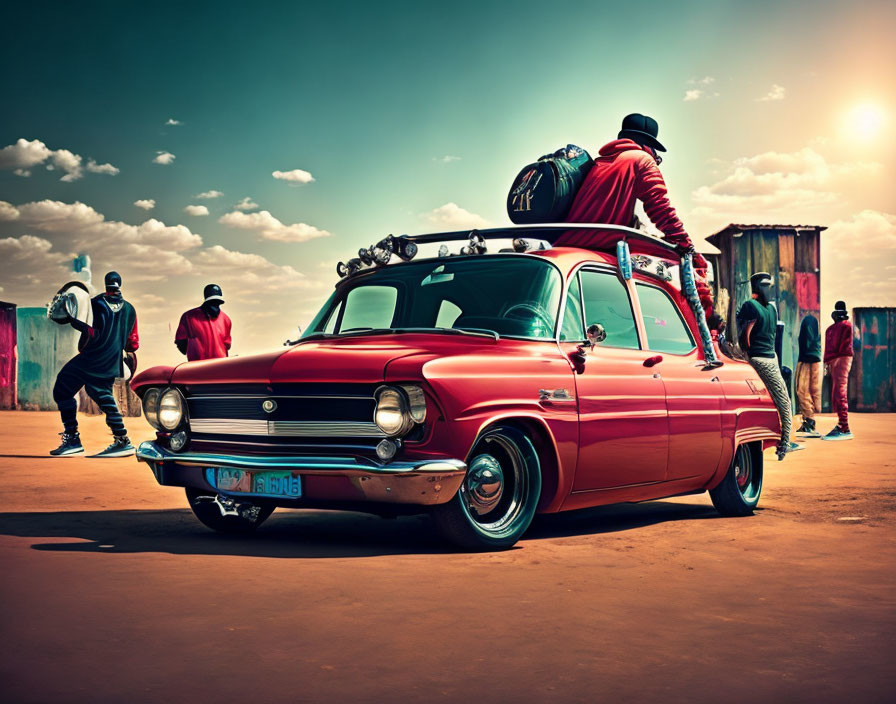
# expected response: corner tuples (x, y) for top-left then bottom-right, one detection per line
(135, 441), (467, 505)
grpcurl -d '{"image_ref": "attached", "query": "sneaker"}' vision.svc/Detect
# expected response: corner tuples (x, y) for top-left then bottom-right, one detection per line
(786, 441), (805, 452)
(91, 435), (136, 458)
(822, 426), (854, 441)
(796, 420), (821, 438)
(49, 432), (84, 456)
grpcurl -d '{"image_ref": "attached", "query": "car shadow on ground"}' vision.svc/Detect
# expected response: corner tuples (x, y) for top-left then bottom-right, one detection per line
(0, 500), (722, 558)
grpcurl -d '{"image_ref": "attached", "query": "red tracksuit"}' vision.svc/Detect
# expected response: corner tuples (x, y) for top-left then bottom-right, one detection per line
(175, 307), (232, 362)
(561, 138), (713, 315)
(824, 319), (854, 429)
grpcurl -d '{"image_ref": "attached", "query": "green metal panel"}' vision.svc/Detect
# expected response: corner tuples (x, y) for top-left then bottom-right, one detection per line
(851, 307), (895, 412)
(16, 307), (80, 410)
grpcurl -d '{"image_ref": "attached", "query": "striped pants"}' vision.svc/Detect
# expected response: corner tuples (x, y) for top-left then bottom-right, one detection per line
(750, 356), (792, 446)
(53, 359), (125, 436)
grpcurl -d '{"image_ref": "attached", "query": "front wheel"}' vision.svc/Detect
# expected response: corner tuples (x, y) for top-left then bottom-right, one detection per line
(185, 488), (275, 534)
(709, 442), (763, 517)
(430, 425), (542, 551)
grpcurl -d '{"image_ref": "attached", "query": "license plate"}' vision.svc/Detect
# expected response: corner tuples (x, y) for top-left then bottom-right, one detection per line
(207, 468), (302, 498)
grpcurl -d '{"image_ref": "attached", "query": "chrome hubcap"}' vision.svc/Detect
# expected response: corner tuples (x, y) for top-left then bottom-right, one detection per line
(465, 454), (504, 516)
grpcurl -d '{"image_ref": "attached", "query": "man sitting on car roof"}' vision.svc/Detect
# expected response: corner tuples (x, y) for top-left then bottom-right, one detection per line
(564, 113), (714, 318)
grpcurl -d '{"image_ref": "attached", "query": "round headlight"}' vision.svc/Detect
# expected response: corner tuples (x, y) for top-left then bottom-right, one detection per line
(142, 388), (161, 430)
(158, 388), (185, 430)
(374, 386), (413, 437)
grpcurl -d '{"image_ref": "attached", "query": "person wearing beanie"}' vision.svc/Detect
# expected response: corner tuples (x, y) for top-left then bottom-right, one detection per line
(561, 113), (714, 319)
(174, 283), (233, 361)
(822, 301), (855, 440)
(795, 314), (823, 438)
(50, 271), (139, 458)
(736, 272), (802, 460)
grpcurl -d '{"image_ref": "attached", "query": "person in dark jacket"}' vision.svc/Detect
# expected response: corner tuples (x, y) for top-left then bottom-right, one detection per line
(50, 271), (139, 457)
(822, 300), (854, 441)
(174, 283), (233, 361)
(736, 272), (801, 460)
(795, 314), (822, 437)
(561, 113), (713, 318)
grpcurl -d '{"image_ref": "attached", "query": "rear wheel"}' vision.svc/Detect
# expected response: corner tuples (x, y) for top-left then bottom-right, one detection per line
(709, 443), (762, 517)
(430, 425), (542, 551)
(185, 488), (275, 534)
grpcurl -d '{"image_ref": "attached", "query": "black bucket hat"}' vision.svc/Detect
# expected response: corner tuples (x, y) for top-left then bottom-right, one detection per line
(618, 113), (666, 152)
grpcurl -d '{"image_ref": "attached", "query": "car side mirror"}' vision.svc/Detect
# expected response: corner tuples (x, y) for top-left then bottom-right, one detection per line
(586, 323), (607, 348)
(569, 323), (606, 374)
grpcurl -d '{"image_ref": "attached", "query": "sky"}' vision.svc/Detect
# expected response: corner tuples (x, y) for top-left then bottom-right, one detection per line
(1, 0), (895, 369)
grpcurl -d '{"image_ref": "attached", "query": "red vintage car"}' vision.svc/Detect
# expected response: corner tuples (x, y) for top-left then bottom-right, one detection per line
(132, 225), (781, 550)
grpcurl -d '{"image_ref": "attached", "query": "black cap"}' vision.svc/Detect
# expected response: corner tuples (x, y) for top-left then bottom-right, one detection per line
(203, 283), (224, 303)
(834, 300), (847, 311)
(750, 272), (773, 290)
(104, 271), (122, 290)
(618, 113), (666, 152)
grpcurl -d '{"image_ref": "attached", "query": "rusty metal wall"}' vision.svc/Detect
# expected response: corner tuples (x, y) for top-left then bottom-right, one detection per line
(849, 307), (895, 412)
(0, 302), (16, 410)
(16, 308), (80, 410)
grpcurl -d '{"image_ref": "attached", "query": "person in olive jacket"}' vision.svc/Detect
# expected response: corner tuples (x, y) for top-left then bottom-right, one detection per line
(795, 314), (822, 437)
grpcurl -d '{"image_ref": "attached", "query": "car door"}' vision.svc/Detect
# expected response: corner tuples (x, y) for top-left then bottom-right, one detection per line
(635, 281), (724, 481)
(560, 268), (669, 491)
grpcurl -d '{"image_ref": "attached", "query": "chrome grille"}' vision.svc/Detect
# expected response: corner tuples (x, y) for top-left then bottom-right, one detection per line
(190, 419), (385, 438)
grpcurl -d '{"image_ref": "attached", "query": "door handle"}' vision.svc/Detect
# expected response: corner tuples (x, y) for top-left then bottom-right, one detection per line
(643, 355), (663, 368)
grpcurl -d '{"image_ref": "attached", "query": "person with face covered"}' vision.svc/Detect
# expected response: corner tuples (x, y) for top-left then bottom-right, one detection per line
(175, 284), (232, 362)
(50, 271), (139, 457)
(736, 272), (802, 460)
(563, 113), (714, 319)
(822, 301), (854, 441)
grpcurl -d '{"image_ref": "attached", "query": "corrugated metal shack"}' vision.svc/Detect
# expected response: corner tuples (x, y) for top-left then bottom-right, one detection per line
(850, 307), (896, 412)
(0, 301), (16, 410)
(705, 224), (825, 374)
(16, 307), (81, 410)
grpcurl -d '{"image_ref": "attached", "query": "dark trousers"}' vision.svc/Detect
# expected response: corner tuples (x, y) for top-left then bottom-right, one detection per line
(53, 360), (125, 436)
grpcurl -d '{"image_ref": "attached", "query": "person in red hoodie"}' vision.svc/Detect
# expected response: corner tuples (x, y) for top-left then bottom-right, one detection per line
(175, 283), (232, 362)
(563, 113), (713, 318)
(822, 300), (854, 440)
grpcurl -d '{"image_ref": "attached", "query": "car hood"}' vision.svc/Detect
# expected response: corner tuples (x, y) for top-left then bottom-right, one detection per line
(168, 334), (498, 386)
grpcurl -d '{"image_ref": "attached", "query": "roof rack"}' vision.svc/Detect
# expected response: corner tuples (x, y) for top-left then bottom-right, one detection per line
(404, 223), (678, 258)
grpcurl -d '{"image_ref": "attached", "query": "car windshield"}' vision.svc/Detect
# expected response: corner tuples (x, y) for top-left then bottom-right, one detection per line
(304, 255), (563, 340)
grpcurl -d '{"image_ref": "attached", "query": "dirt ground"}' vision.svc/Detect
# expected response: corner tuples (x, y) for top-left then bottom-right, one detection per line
(0, 411), (893, 704)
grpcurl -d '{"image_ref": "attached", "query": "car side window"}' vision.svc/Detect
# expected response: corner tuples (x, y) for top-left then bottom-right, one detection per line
(580, 270), (639, 349)
(636, 283), (696, 354)
(338, 285), (398, 332)
(559, 274), (585, 342)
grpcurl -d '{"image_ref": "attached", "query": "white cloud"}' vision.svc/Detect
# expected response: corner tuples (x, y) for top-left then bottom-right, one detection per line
(14, 168), (31, 177)
(688, 76), (716, 86)
(758, 84), (786, 102)
(424, 202), (490, 229)
(184, 204), (210, 216)
(153, 151), (176, 165)
(195, 245), (323, 292)
(86, 159), (119, 175)
(0, 234), (70, 290)
(194, 190), (223, 199)
(433, 155), (461, 163)
(272, 168), (314, 184)
(690, 147), (882, 221)
(51, 149), (83, 181)
(218, 210), (330, 242)
(234, 197), (259, 211)
(0, 138), (52, 169)
(165, 118), (182, 126)
(684, 89), (705, 102)
(822, 210), (896, 308)
(134, 199), (156, 210)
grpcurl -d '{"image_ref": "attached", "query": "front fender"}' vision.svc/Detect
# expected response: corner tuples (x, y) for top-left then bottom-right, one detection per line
(132, 365), (178, 395)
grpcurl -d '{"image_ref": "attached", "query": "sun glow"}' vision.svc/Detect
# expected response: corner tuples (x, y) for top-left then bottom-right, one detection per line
(846, 103), (886, 141)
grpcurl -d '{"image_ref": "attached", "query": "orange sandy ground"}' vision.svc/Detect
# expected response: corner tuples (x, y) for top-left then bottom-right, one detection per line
(0, 410), (894, 704)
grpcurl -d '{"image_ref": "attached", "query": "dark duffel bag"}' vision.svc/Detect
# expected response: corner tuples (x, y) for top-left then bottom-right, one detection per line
(507, 144), (593, 224)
